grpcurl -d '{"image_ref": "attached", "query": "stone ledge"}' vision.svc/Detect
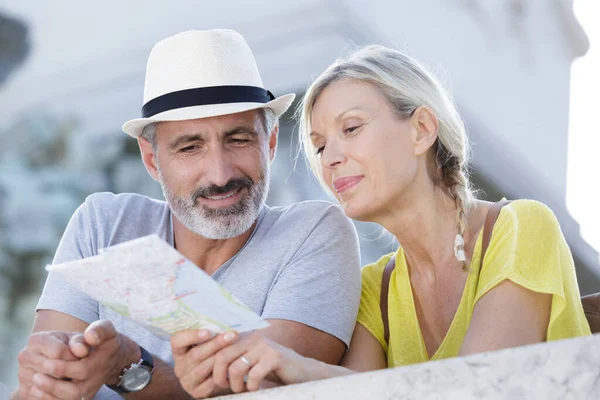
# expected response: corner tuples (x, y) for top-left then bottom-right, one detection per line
(219, 334), (600, 399)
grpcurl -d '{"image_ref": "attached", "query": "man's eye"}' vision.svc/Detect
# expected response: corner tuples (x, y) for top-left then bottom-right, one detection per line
(230, 139), (250, 144)
(316, 146), (325, 156)
(180, 145), (198, 153)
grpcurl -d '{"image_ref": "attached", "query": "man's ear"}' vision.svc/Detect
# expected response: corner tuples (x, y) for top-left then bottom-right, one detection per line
(138, 136), (160, 182)
(268, 124), (279, 162)
(411, 106), (439, 156)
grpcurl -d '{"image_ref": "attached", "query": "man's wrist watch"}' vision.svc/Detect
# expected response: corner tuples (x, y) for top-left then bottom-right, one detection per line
(107, 345), (154, 394)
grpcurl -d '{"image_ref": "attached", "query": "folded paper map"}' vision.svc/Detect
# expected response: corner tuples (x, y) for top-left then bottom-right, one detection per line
(46, 234), (268, 339)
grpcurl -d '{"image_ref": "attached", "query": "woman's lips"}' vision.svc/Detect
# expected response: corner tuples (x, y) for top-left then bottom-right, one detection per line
(333, 176), (364, 194)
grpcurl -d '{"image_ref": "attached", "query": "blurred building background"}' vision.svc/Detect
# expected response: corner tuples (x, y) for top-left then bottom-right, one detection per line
(0, 0), (598, 392)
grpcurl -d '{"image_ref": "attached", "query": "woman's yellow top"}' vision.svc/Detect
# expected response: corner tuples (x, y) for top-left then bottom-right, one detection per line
(357, 200), (591, 368)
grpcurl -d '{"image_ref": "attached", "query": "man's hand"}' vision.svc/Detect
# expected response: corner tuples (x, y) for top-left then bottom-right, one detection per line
(24, 320), (140, 399)
(16, 331), (84, 399)
(171, 329), (237, 399)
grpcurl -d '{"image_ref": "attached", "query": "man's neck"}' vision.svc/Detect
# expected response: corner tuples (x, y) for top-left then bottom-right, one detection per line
(171, 217), (257, 276)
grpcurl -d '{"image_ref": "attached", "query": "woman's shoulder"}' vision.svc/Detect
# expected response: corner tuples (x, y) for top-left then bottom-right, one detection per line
(497, 199), (561, 233)
(478, 198), (569, 289)
(505, 198), (555, 216)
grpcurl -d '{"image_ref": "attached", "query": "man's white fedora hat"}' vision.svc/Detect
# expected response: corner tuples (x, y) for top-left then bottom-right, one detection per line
(122, 29), (296, 138)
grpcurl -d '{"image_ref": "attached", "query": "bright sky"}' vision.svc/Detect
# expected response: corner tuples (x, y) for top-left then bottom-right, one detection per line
(567, 0), (600, 259)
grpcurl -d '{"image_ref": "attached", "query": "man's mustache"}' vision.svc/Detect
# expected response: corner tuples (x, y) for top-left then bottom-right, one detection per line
(191, 177), (253, 202)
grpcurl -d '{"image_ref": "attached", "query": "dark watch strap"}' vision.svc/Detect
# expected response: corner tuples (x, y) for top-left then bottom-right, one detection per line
(138, 345), (155, 370)
(107, 345), (154, 393)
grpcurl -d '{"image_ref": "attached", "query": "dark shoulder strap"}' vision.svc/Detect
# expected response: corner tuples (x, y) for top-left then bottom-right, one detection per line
(480, 200), (512, 271)
(380, 255), (396, 345)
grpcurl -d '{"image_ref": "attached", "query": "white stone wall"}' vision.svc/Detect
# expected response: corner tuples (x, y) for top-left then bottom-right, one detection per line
(217, 334), (600, 400)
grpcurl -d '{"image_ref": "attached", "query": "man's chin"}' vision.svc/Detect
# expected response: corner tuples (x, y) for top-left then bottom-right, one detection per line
(195, 204), (246, 219)
(192, 212), (257, 240)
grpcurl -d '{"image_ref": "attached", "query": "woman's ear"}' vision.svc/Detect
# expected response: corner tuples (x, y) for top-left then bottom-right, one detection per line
(411, 106), (439, 156)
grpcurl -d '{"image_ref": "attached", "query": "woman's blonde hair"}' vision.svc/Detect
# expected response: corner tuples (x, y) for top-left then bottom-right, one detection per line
(298, 45), (476, 266)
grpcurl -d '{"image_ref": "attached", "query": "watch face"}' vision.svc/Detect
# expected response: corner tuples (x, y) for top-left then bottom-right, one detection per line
(122, 366), (152, 392)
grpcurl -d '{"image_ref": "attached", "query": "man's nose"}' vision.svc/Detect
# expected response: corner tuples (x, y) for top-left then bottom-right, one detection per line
(203, 146), (236, 187)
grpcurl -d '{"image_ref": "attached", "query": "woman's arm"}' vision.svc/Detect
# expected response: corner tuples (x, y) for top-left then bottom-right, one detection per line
(220, 323), (386, 390)
(459, 279), (551, 356)
(256, 323), (387, 385)
(340, 323), (387, 371)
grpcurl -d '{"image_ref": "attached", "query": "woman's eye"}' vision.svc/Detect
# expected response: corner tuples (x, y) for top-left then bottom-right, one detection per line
(345, 125), (360, 134)
(316, 146), (325, 156)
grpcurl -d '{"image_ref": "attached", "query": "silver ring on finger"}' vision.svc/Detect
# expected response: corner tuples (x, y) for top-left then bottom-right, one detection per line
(239, 355), (251, 367)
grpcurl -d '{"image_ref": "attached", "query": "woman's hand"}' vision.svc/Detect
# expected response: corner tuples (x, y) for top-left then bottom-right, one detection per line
(171, 329), (238, 398)
(211, 331), (315, 393)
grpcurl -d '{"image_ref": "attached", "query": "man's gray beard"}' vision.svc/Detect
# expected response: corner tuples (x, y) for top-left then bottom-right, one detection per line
(158, 167), (270, 240)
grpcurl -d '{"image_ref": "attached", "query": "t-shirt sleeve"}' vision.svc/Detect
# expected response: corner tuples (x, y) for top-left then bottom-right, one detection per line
(474, 200), (579, 334)
(356, 260), (388, 353)
(36, 196), (100, 324)
(260, 205), (361, 347)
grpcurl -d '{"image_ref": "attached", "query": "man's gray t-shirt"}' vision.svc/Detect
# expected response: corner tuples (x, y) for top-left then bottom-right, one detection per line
(37, 192), (361, 399)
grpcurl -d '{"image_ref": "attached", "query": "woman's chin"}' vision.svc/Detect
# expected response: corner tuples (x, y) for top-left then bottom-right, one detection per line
(339, 202), (371, 222)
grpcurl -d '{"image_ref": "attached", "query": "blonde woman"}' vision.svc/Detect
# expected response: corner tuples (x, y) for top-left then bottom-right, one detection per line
(170, 45), (591, 395)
